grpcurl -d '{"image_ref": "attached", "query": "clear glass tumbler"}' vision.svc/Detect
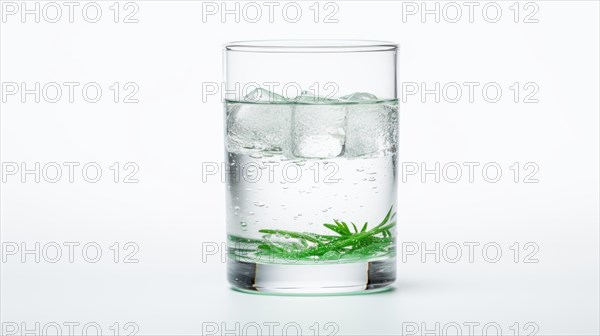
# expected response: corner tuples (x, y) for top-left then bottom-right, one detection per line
(224, 40), (398, 294)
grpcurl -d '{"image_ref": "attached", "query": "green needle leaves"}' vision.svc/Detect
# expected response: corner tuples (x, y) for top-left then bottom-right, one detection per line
(256, 206), (396, 261)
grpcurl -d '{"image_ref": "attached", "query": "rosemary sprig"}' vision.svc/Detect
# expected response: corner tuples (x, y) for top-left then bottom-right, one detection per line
(257, 206), (396, 260)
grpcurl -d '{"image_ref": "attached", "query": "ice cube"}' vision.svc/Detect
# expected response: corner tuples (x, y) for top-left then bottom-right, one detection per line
(340, 92), (379, 101)
(345, 98), (398, 158)
(291, 93), (347, 159)
(242, 88), (287, 103)
(293, 91), (339, 104)
(226, 102), (291, 154)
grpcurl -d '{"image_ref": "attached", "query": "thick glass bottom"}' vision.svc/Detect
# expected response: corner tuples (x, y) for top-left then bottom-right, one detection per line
(228, 258), (396, 295)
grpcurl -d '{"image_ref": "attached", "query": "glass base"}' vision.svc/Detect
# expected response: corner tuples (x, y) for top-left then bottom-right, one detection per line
(228, 259), (396, 295)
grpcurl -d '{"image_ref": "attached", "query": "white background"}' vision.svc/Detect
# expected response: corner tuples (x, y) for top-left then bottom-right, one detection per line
(1, 1), (599, 335)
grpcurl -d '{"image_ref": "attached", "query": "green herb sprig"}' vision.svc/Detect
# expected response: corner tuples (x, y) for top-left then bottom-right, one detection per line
(257, 206), (396, 260)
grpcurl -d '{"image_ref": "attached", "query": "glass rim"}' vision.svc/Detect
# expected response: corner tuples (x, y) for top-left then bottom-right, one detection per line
(224, 39), (398, 53)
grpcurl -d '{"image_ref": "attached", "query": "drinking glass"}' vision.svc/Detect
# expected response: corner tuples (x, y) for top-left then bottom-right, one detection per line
(224, 40), (398, 294)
